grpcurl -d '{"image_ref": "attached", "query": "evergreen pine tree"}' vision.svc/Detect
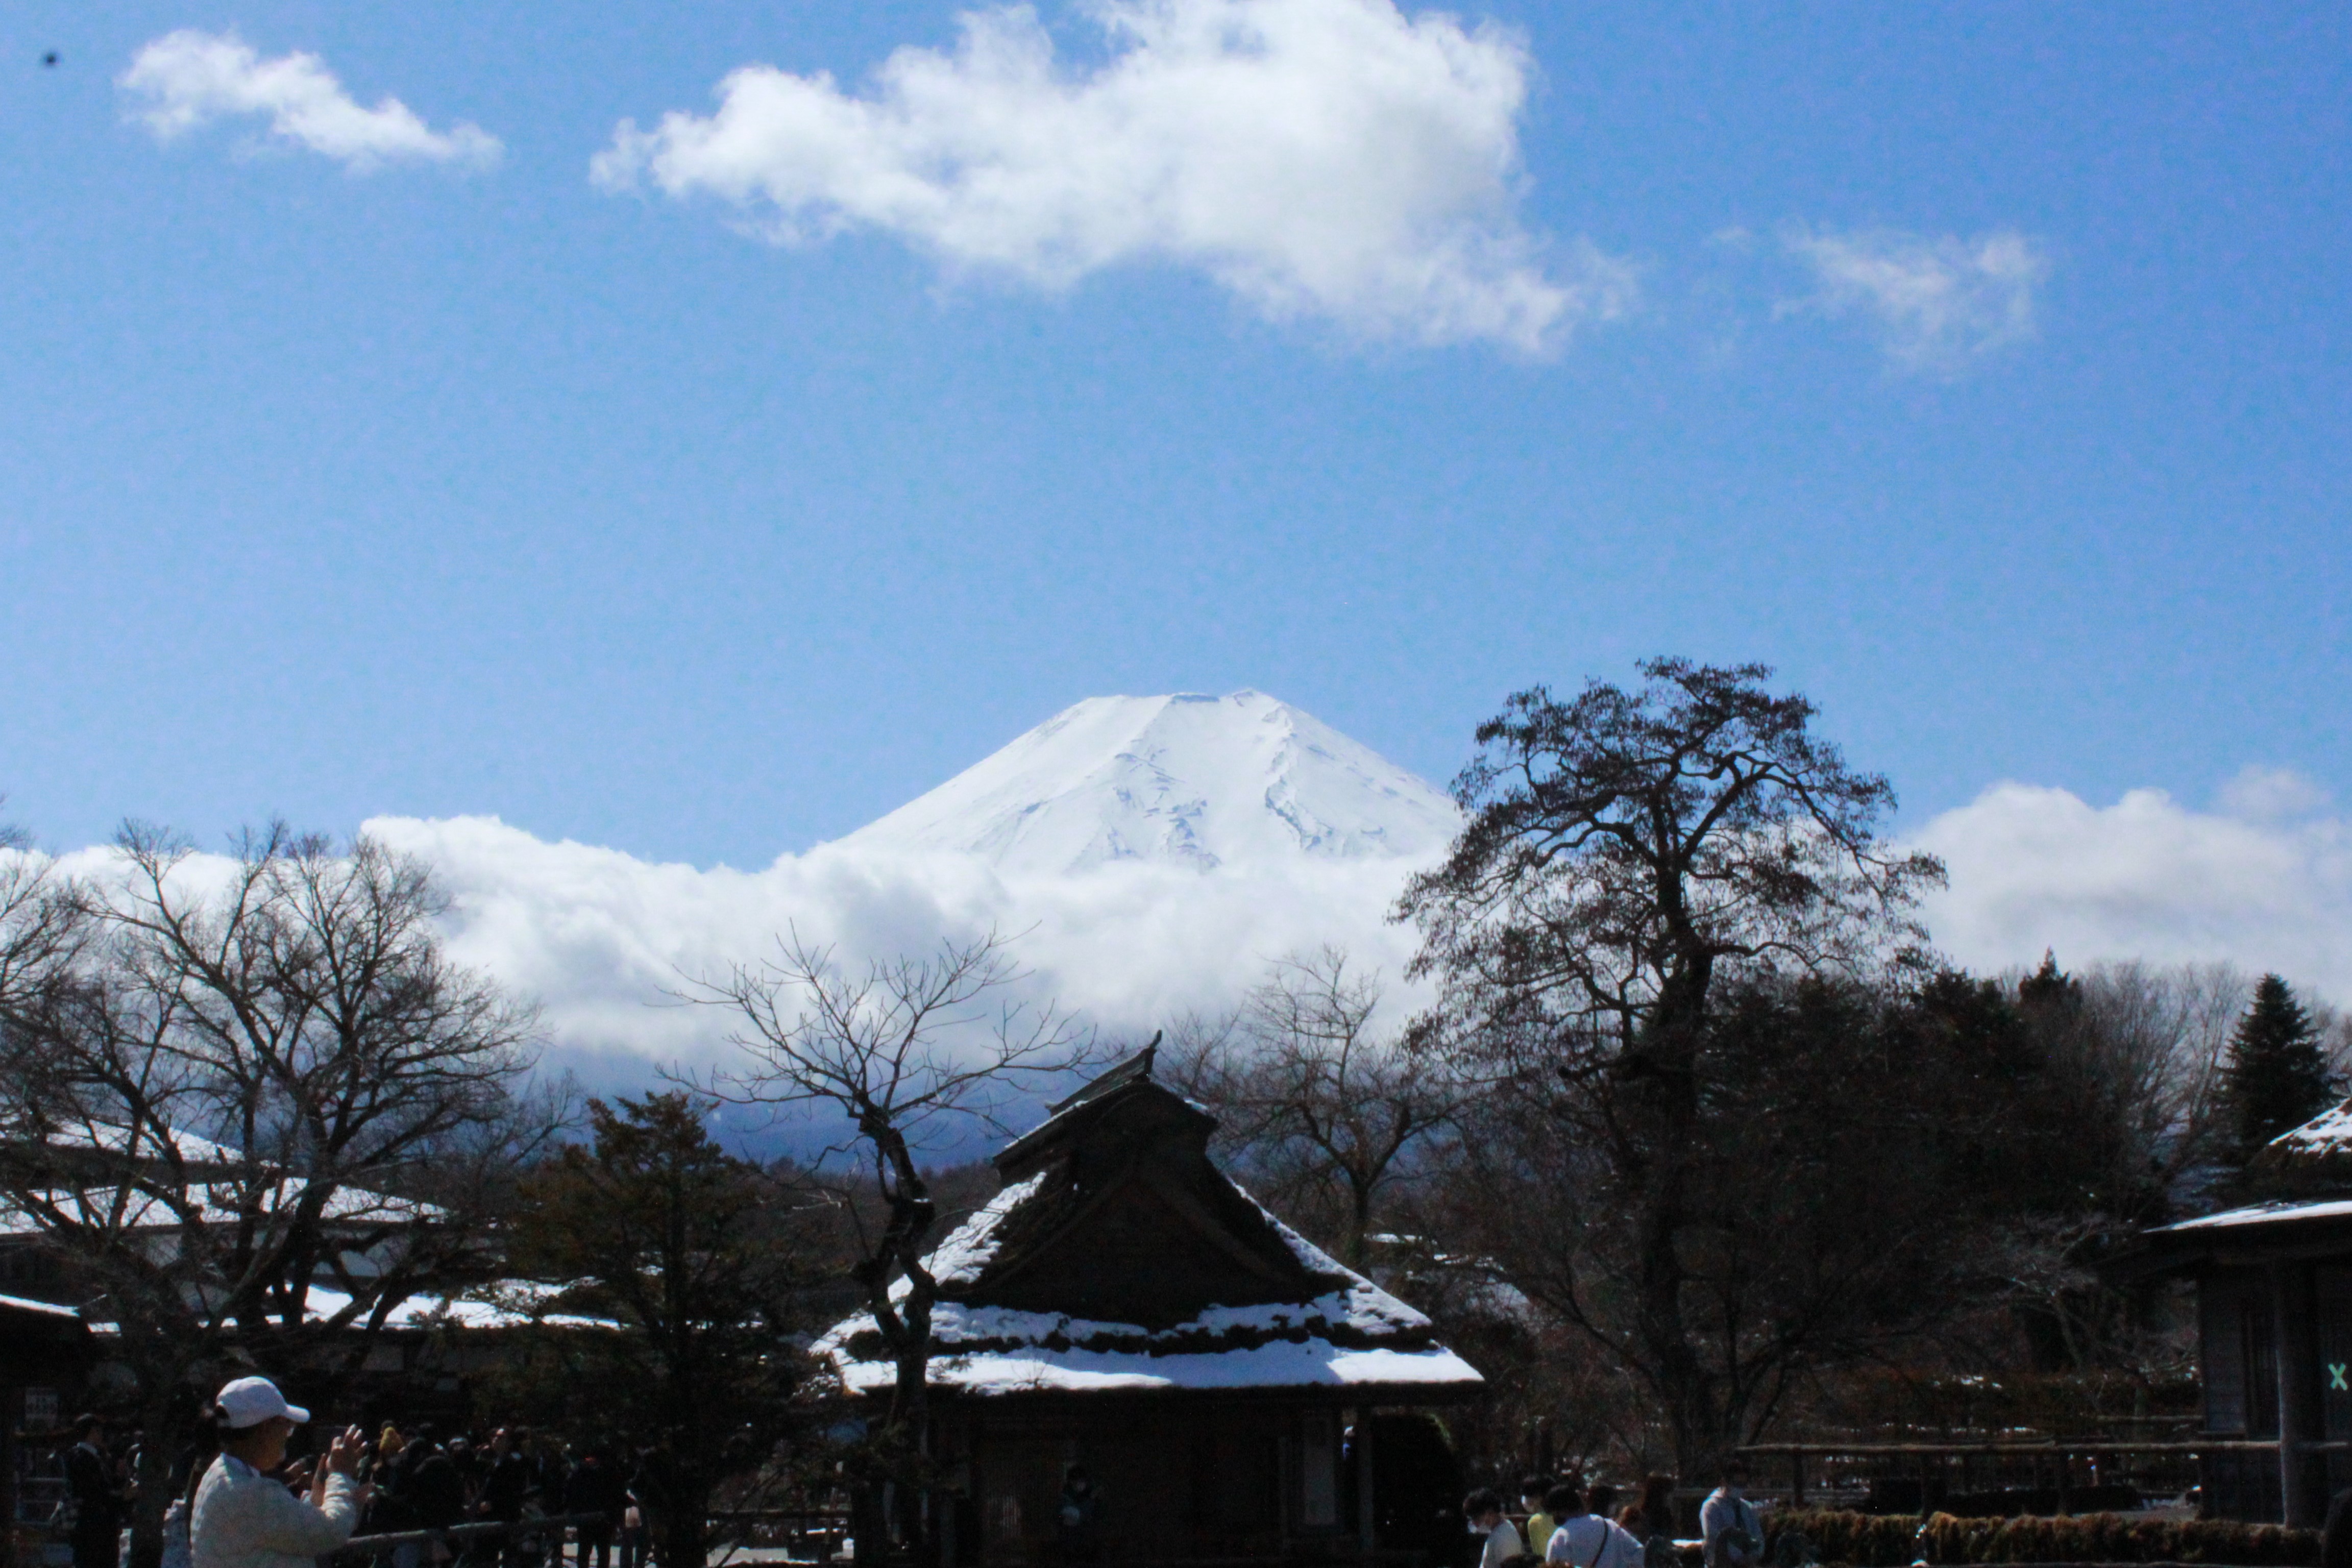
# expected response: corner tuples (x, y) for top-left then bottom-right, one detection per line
(2223, 973), (2337, 1162)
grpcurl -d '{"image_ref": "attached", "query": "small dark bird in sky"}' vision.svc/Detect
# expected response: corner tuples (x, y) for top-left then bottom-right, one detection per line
(42, 52), (60, 67)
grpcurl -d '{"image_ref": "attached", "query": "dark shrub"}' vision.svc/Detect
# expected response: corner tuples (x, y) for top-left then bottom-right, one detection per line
(1762, 1508), (2320, 1566)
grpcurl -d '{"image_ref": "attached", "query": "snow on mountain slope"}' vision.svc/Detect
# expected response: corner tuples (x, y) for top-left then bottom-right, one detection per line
(834, 691), (1462, 875)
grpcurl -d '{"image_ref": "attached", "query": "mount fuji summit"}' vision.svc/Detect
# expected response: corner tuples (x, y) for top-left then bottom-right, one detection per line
(835, 691), (1464, 877)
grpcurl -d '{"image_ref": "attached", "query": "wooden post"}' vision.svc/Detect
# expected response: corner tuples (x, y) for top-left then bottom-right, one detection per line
(1357, 1409), (1378, 1558)
(2056, 1450), (2071, 1517)
(2275, 1261), (2323, 1527)
(1, 1385), (16, 1568)
(1791, 1449), (1806, 1509)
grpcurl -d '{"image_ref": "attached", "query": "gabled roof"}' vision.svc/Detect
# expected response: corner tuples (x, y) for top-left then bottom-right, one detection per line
(0, 1122), (439, 1237)
(816, 1047), (1482, 1401)
(2115, 1192), (2352, 1280)
(2159, 1197), (2352, 1233)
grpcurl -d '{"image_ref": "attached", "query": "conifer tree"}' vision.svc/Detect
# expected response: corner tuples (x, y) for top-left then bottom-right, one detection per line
(2223, 973), (2337, 1161)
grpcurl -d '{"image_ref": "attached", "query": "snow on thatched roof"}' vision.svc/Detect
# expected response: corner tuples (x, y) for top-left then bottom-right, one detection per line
(2270, 1101), (2352, 1159)
(814, 1049), (1482, 1400)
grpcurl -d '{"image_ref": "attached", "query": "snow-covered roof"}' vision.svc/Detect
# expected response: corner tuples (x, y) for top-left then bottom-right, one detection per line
(818, 1206), (1481, 1398)
(303, 1283), (617, 1333)
(2270, 1101), (2352, 1159)
(0, 1290), (81, 1319)
(81, 1282), (616, 1336)
(1, 1177), (435, 1234)
(32, 1123), (244, 1166)
(816, 1054), (1482, 1402)
(2159, 1197), (2352, 1233)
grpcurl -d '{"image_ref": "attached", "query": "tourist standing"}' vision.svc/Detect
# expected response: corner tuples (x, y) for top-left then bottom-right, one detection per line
(65, 1414), (127, 1568)
(564, 1450), (626, 1568)
(1700, 1464), (1762, 1568)
(1463, 1489), (1521, 1568)
(1521, 1477), (1557, 1558)
(405, 1432), (471, 1561)
(188, 1377), (367, 1568)
(1633, 1477), (1680, 1568)
(1542, 1484), (1641, 1568)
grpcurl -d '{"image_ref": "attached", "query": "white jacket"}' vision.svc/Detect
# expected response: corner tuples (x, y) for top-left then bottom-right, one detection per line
(1546, 1514), (1644, 1568)
(191, 1454), (359, 1568)
(1700, 1489), (1761, 1568)
(1479, 1518), (1525, 1568)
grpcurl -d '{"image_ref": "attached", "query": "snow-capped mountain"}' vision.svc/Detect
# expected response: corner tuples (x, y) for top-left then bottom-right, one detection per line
(834, 691), (1463, 876)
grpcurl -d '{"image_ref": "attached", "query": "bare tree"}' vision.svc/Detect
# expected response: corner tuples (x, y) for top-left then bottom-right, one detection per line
(0, 814), (94, 1013)
(0, 823), (561, 1568)
(1987, 958), (2253, 1368)
(1163, 947), (1467, 1267)
(2027, 959), (2250, 1210)
(676, 930), (1092, 1560)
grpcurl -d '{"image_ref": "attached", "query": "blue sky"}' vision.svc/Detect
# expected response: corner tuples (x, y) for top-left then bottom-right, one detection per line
(3, 1), (2347, 870)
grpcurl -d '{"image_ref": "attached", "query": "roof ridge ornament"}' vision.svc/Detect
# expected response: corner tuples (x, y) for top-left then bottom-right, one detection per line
(1045, 1030), (1160, 1115)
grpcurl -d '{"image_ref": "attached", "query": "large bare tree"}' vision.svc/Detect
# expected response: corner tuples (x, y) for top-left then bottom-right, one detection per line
(1397, 659), (1944, 1473)
(0, 823), (560, 1568)
(677, 930), (1092, 1562)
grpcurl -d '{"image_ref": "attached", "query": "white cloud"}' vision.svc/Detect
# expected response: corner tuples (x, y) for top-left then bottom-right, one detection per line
(1915, 773), (2352, 999)
(592, 0), (1629, 352)
(1782, 226), (2045, 373)
(342, 815), (1430, 1073)
(120, 30), (502, 172)
(30, 768), (2348, 1094)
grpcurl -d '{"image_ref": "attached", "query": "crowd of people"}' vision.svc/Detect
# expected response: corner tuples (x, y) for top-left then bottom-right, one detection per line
(56, 1378), (659, 1568)
(1464, 1462), (1781, 1568)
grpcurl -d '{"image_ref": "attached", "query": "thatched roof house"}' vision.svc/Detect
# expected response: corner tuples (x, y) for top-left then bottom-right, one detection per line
(816, 1047), (1481, 1565)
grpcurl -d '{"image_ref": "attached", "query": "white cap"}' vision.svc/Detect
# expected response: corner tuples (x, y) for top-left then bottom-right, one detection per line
(215, 1376), (310, 1430)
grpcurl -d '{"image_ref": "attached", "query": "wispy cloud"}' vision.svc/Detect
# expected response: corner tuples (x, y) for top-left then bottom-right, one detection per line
(1782, 226), (2046, 373)
(120, 30), (502, 173)
(592, 0), (1631, 353)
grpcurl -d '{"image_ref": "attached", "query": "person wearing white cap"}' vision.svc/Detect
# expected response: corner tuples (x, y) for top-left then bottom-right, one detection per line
(190, 1377), (369, 1568)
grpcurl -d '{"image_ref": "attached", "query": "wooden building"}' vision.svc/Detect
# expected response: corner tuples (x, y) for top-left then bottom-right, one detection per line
(2, 1293), (89, 1544)
(2124, 1103), (2352, 1526)
(815, 1049), (1484, 1566)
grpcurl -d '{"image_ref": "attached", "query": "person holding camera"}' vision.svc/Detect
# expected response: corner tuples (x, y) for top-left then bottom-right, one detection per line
(189, 1377), (368, 1568)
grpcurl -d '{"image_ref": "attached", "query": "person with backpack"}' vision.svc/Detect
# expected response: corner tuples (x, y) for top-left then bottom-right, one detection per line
(1700, 1463), (1763, 1568)
(1542, 1483), (1642, 1568)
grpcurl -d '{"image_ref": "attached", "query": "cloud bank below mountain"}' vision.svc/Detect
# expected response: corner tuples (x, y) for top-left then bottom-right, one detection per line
(32, 765), (2347, 1088)
(362, 813), (1437, 1074)
(340, 765), (2352, 1079)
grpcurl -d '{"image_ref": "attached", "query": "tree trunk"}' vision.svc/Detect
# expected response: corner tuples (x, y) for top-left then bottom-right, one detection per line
(1632, 961), (1726, 1481)
(889, 1326), (933, 1561)
(125, 1387), (184, 1568)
